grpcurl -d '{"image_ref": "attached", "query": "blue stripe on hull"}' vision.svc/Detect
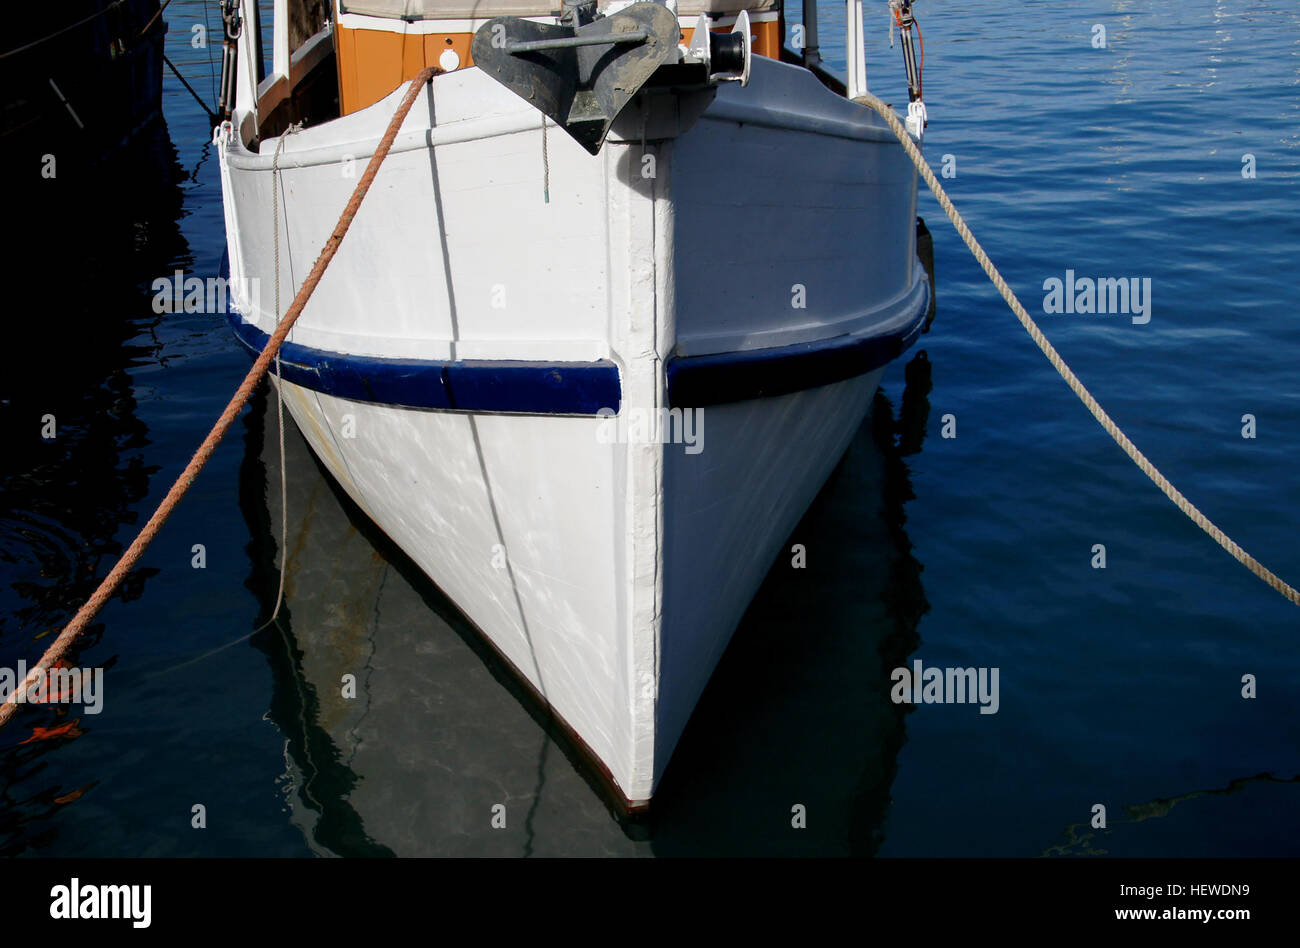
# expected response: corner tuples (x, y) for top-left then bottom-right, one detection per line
(226, 277), (927, 414)
(228, 315), (623, 415)
(666, 280), (930, 408)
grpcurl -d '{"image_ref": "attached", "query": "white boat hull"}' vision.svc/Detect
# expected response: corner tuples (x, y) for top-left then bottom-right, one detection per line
(218, 52), (928, 806)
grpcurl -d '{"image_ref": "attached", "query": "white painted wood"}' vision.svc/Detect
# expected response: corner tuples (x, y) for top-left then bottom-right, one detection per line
(236, 0), (261, 132)
(218, 53), (925, 804)
(273, 0), (290, 85)
(846, 0), (868, 100)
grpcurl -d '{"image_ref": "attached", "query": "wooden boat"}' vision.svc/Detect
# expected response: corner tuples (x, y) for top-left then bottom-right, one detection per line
(0, 1), (167, 177)
(217, 0), (932, 809)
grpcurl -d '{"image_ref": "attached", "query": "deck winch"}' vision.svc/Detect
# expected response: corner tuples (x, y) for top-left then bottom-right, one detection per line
(471, 0), (751, 155)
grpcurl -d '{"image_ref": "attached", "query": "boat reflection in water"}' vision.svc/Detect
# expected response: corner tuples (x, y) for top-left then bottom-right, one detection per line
(242, 353), (934, 856)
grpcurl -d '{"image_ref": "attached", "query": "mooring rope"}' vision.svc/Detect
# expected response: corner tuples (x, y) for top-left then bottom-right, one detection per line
(854, 93), (1299, 607)
(136, 0), (175, 42)
(163, 53), (218, 124)
(257, 125), (300, 635)
(0, 0), (167, 62)
(0, 66), (441, 729)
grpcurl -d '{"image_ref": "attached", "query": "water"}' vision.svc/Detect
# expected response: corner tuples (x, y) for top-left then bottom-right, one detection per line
(0, 0), (1296, 857)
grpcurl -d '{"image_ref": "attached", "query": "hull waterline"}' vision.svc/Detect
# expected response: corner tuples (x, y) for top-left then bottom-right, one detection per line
(219, 51), (929, 807)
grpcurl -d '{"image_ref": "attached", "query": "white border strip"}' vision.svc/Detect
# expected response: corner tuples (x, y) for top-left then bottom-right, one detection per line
(335, 9), (778, 34)
(336, 13), (554, 33)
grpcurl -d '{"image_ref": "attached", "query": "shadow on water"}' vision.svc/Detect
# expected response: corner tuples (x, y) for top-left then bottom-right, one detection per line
(646, 363), (932, 856)
(0, 116), (187, 854)
(241, 353), (935, 856)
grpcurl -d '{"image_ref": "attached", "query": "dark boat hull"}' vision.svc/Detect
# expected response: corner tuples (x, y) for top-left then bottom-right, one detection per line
(0, 1), (167, 179)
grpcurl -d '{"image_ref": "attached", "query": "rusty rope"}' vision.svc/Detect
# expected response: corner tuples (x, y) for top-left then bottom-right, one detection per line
(137, 0), (175, 42)
(854, 93), (1299, 607)
(0, 66), (441, 729)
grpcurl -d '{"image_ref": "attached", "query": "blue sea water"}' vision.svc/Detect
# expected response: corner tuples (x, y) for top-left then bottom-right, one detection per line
(0, 0), (1295, 857)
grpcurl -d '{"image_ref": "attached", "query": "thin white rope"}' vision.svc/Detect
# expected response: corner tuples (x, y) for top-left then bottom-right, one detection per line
(541, 112), (550, 203)
(257, 126), (300, 633)
(854, 94), (1298, 607)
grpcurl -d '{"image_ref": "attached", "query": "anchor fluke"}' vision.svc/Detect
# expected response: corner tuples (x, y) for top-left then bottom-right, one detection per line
(471, 1), (681, 155)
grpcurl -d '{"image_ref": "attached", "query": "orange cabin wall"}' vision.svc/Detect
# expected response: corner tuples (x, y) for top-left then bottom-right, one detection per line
(336, 27), (477, 115)
(336, 18), (782, 115)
